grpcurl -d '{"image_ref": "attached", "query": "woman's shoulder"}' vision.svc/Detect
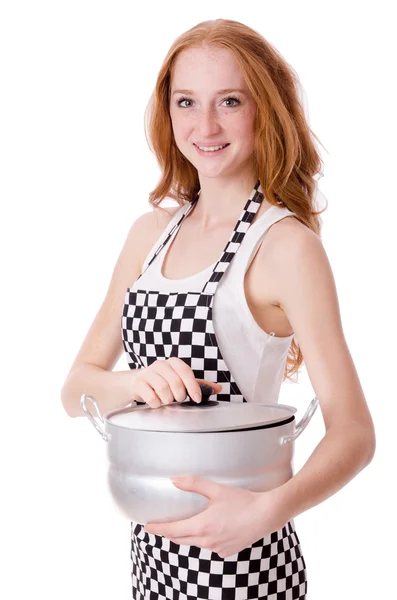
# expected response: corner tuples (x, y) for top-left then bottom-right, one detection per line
(152, 203), (185, 226)
(253, 211), (324, 299)
(132, 203), (184, 270)
(264, 212), (320, 252)
(135, 202), (183, 234)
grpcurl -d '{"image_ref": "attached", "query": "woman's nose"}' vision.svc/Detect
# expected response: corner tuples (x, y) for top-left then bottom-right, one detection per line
(197, 108), (221, 136)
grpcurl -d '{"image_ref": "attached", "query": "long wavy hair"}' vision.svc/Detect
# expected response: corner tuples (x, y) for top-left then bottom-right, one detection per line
(143, 18), (328, 382)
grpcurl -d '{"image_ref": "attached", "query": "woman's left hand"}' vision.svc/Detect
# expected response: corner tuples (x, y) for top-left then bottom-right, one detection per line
(143, 476), (288, 559)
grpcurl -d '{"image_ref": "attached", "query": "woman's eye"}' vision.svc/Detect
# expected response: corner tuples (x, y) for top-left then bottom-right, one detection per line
(177, 98), (192, 108)
(223, 97), (240, 107)
(176, 96), (240, 108)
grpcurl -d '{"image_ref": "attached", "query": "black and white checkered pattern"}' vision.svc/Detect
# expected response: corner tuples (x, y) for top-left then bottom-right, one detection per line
(122, 288), (245, 402)
(131, 520), (306, 600)
(121, 179), (307, 598)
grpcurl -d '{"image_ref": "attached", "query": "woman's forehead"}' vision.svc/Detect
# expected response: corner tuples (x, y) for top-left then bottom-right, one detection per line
(171, 47), (246, 92)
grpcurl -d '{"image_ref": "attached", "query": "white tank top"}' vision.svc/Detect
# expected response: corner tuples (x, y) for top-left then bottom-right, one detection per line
(130, 203), (295, 404)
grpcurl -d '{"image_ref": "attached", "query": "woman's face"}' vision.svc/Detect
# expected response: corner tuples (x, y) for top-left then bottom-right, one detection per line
(169, 46), (257, 180)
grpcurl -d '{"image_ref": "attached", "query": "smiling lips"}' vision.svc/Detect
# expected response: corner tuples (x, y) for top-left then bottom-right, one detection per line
(194, 143), (230, 155)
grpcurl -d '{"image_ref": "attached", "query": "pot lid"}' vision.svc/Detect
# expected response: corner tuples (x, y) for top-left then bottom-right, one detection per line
(107, 399), (297, 433)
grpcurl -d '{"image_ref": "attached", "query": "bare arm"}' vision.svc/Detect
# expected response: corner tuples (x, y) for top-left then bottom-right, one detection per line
(61, 207), (176, 418)
(61, 364), (142, 418)
(258, 218), (376, 519)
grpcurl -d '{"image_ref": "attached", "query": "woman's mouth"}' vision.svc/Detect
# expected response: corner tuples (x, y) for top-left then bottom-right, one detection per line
(194, 143), (230, 156)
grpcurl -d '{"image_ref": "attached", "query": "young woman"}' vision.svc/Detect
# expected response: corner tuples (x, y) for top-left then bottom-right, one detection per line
(61, 18), (375, 600)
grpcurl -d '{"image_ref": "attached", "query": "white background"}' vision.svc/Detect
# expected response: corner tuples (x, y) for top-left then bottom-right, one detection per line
(1, 1), (396, 598)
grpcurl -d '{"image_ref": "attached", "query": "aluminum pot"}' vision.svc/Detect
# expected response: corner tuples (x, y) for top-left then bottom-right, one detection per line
(81, 385), (319, 525)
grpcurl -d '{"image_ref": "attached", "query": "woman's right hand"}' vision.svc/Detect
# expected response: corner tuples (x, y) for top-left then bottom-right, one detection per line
(130, 357), (223, 408)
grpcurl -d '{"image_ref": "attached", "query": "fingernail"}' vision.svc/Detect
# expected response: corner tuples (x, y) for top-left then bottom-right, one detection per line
(194, 393), (201, 403)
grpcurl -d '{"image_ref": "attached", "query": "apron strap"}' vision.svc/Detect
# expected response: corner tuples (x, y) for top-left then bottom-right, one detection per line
(140, 193), (199, 276)
(202, 179), (264, 294)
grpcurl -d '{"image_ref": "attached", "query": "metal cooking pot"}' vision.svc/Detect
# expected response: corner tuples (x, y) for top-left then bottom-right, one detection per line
(81, 384), (319, 525)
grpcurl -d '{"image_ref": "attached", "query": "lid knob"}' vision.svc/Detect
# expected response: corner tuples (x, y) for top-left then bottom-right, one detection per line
(182, 383), (219, 408)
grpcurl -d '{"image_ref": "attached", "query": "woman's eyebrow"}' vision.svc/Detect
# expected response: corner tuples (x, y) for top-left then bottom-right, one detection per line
(171, 88), (246, 96)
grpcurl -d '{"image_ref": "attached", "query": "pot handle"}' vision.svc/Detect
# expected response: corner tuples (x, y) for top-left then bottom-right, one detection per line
(281, 396), (319, 445)
(80, 393), (110, 442)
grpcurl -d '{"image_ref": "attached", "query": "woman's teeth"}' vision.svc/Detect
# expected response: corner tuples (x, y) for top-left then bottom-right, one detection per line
(196, 144), (229, 152)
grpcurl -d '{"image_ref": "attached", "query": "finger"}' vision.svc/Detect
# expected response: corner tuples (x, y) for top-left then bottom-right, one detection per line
(144, 365), (178, 405)
(172, 475), (223, 500)
(168, 358), (223, 401)
(168, 357), (204, 403)
(196, 379), (223, 395)
(145, 514), (201, 539)
(151, 360), (190, 403)
(167, 536), (209, 549)
(135, 373), (169, 408)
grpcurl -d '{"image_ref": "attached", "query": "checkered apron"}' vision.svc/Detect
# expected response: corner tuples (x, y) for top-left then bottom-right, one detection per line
(121, 179), (307, 599)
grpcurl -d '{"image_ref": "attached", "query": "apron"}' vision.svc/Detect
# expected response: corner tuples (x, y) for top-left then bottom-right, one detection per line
(121, 179), (307, 599)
